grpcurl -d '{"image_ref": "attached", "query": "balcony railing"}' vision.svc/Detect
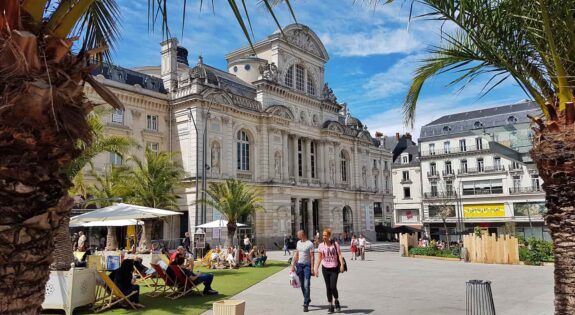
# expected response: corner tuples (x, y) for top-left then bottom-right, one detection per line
(458, 165), (506, 175)
(462, 187), (503, 196)
(421, 144), (489, 157)
(442, 170), (455, 177)
(423, 191), (457, 199)
(400, 178), (412, 184)
(427, 171), (440, 178)
(509, 187), (544, 194)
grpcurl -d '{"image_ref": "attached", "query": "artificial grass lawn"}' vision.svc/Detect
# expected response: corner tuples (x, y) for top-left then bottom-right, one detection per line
(79, 260), (287, 315)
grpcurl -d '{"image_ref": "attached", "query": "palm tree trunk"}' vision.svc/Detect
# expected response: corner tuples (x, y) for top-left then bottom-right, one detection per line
(531, 103), (575, 314)
(0, 24), (93, 313)
(226, 223), (237, 248)
(139, 220), (153, 251)
(50, 213), (75, 271)
(105, 226), (118, 251)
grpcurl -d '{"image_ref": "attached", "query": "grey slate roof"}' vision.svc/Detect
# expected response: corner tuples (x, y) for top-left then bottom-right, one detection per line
(91, 63), (167, 94)
(392, 135), (420, 166)
(420, 101), (542, 140)
(203, 64), (257, 99)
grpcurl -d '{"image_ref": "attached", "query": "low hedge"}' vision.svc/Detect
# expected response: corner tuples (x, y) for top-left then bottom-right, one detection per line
(409, 246), (459, 258)
(519, 237), (554, 266)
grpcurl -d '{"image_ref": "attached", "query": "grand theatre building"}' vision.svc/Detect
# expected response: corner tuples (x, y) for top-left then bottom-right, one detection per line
(86, 24), (393, 247)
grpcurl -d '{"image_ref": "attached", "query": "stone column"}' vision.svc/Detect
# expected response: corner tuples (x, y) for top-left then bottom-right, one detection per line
(282, 131), (289, 182)
(334, 142), (340, 185)
(306, 138), (312, 180)
(308, 199), (315, 237)
(318, 141), (325, 184)
(293, 135), (299, 179)
(294, 197), (300, 232)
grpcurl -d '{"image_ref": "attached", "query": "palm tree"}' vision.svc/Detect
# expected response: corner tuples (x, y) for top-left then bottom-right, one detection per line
(51, 109), (134, 270)
(119, 149), (184, 250)
(196, 179), (263, 248)
(380, 0), (575, 312)
(0, 0), (286, 312)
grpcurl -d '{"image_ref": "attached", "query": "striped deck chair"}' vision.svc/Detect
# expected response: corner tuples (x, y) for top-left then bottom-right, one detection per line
(168, 265), (202, 299)
(198, 250), (213, 268)
(93, 271), (138, 313)
(148, 263), (178, 298)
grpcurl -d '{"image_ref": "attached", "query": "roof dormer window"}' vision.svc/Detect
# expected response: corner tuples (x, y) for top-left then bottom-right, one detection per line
(474, 121), (483, 128)
(442, 125), (451, 133)
(507, 115), (517, 124)
(284, 64), (316, 95)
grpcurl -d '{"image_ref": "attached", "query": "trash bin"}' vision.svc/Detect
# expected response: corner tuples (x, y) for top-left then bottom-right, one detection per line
(213, 300), (246, 315)
(466, 280), (496, 315)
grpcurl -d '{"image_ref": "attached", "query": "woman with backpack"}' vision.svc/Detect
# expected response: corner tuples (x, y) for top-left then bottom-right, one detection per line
(315, 228), (345, 314)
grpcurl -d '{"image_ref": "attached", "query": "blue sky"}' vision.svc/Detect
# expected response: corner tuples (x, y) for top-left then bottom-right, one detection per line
(109, 0), (529, 140)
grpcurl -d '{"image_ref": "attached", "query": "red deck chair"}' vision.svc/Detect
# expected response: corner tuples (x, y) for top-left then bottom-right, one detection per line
(168, 265), (203, 299)
(149, 263), (178, 298)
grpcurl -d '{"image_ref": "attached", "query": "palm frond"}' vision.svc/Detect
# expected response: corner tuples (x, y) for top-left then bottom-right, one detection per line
(74, 0), (122, 63)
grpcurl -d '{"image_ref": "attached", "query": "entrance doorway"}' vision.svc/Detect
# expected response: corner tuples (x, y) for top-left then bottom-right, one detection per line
(343, 206), (354, 239)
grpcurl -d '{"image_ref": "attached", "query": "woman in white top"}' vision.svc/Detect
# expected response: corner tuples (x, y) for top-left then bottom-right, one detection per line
(358, 234), (367, 261)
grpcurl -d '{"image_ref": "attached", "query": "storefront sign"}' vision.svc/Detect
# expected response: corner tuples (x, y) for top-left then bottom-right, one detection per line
(463, 203), (505, 218)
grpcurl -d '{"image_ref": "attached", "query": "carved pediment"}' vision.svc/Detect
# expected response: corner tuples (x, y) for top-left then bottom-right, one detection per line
(203, 90), (232, 105)
(323, 120), (344, 133)
(265, 105), (294, 121)
(281, 24), (329, 61)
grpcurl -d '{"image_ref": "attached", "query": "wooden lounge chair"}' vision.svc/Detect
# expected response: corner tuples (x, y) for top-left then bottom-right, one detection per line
(133, 266), (157, 288)
(168, 265), (202, 299)
(198, 250), (213, 268)
(93, 271), (138, 313)
(148, 263), (178, 298)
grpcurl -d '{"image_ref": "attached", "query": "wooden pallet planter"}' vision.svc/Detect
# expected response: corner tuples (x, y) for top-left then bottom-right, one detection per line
(412, 255), (461, 262)
(399, 233), (418, 256)
(463, 234), (519, 265)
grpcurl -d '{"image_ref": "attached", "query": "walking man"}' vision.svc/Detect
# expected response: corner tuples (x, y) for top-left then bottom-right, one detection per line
(182, 232), (191, 254)
(283, 234), (291, 256)
(358, 233), (367, 260)
(291, 230), (315, 312)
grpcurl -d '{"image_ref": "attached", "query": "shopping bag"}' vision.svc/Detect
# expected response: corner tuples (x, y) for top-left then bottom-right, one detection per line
(289, 271), (300, 288)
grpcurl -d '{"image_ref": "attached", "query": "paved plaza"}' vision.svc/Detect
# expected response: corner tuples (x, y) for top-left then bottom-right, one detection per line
(204, 250), (553, 315)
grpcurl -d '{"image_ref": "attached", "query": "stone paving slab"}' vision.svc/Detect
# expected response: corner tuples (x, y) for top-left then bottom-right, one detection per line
(203, 251), (553, 315)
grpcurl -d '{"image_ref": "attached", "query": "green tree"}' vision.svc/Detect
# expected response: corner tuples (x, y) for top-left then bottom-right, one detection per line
(381, 0), (575, 312)
(119, 149), (184, 250)
(0, 1), (284, 311)
(196, 179), (263, 248)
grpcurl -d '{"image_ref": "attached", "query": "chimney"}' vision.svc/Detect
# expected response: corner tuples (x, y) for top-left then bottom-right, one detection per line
(177, 46), (189, 66)
(395, 132), (400, 141)
(406, 133), (412, 140)
(375, 131), (383, 138)
(160, 38), (178, 92)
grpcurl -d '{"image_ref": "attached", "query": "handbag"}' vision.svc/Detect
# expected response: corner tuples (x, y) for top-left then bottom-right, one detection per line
(336, 242), (347, 273)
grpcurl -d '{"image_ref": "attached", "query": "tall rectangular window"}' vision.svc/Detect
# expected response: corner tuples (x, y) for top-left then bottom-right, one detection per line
(531, 175), (540, 191)
(477, 158), (484, 172)
(237, 130), (250, 171)
(147, 142), (159, 154)
(430, 163), (437, 175)
(445, 161), (452, 174)
(461, 160), (468, 173)
(285, 66), (293, 87)
(112, 109), (124, 124)
(475, 137), (483, 150)
(446, 180), (453, 196)
(402, 171), (410, 181)
(431, 183), (438, 197)
(110, 152), (122, 166)
(494, 156), (502, 170)
(513, 176), (521, 191)
(459, 139), (467, 152)
(444, 141), (450, 154)
(295, 65), (305, 91)
(429, 143), (435, 155)
(147, 114), (158, 131)
(403, 187), (411, 199)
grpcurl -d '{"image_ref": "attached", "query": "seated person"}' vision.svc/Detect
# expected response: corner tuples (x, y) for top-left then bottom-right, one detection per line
(253, 248), (268, 265)
(247, 246), (258, 265)
(134, 257), (155, 276)
(108, 259), (145, 308)
(150, 256), (169, 271)
(224, 247), (236, 268)
(167, 250), (219, 295)
(137, 241), (151, 254)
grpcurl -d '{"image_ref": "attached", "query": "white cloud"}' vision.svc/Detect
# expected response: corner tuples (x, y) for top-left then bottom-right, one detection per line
(320, 28), (421, 57)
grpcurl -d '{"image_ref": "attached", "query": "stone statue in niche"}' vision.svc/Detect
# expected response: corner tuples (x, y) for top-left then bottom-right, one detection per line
(322, 83), (337, 103)
(259, 62), (280, 83)
(329, 159), (336, 184)
(211, 142), (220, 174)
(362, 167), (367, 187)
(274, 152), (282, 179)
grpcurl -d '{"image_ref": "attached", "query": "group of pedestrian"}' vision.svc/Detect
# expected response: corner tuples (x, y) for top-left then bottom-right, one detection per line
(349, 234), (367, 261)
(291, 229), (345, 313)
(71, 231), (87, 251)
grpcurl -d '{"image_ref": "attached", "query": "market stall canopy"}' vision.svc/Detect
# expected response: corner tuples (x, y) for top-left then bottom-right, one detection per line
(70, 203), (182, 224)
(197, 219), (246, 228)
(69, 219), (143, 227)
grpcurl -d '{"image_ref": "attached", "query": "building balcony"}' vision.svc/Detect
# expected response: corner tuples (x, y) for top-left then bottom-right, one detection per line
(509, 187), (544, 194)
(462, 187), (503, 196)
(400, 179), (413, 184)
(427, 171), (440, 179)
(237, 171), (253, 181)
(423, 191), (457, 199)
(420, 144), (490, 160)
(458, 165), (506, 176)
(442, 170), (455, 178)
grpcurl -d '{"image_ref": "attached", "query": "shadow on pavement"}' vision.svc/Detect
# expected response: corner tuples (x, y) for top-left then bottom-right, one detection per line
(309, 304), (375, 314)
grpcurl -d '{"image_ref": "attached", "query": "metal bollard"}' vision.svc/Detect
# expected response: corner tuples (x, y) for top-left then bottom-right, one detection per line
(466, 280), (496, 315)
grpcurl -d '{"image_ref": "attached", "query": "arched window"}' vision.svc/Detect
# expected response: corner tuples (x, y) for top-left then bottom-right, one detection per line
(237, 130), (250, 171)
(340, 151), (348, 182)
(284, 64), (316, 95)
(285, 66), (294, 87)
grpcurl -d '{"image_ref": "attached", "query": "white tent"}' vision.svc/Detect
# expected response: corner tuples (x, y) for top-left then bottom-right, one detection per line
(196, 219), (246, 228)
(69, 219), (143, 227)
(70, 203), (182, 224)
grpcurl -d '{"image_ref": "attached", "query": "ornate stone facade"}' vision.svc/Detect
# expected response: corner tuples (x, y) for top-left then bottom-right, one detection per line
(89, 24), (393, 247)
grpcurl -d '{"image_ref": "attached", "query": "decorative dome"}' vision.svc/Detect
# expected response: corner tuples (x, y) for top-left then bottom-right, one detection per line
(347, 116), (363, 129)
(189, 55), (219, 86)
